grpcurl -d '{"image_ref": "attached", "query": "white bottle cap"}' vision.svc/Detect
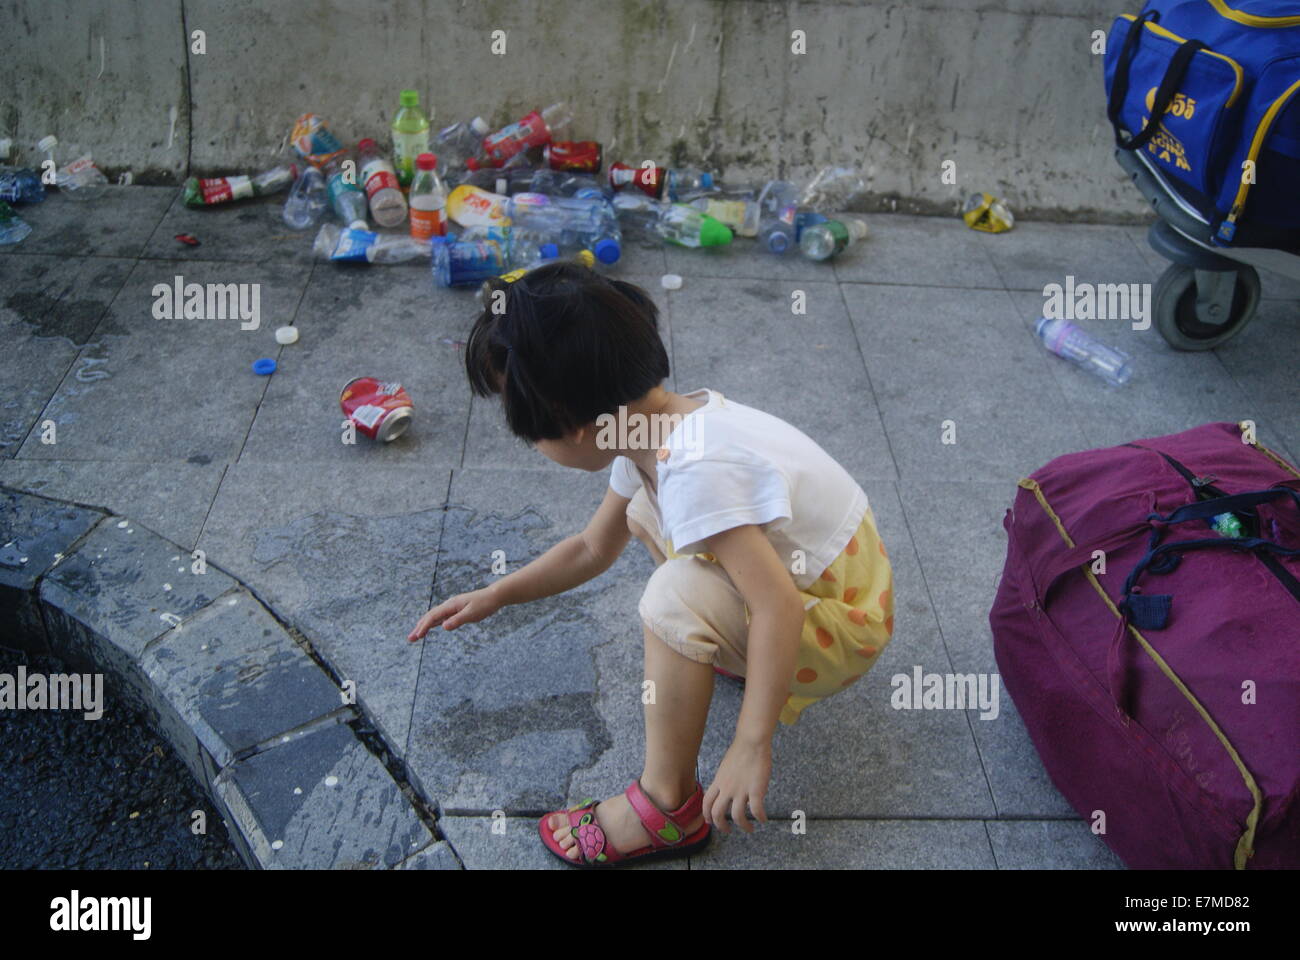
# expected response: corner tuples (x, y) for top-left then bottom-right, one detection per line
(660, 273), (683, 290)
(38, 135), (58, 153)
(470, 117), (489, 136)
(348, 220), (368, 231)
(275, 325), (299, 345)
(847, 219), (869, 241)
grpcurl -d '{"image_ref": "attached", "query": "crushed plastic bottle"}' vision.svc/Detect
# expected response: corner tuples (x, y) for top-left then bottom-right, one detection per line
(323, 154), (368, 228)
(313, 223), (431, 263)
(282, 165), (328, 229)
(962, 192), (1014, 233)
(801, 166), (866, 211)
(432, 237), (508, 286)
(434, 116), (490, 175)
(0, 200), (32, 245)
(408, 153), (447, 241)
(1035, 317), (1132, 386)
(56, 154), (109, 200)
(467, 102), (573, 170)
(653, 204), (733, 247)
(799, 218), (868, 260)
(391, 90), (431, 188)
(358, 138), (408, 227)
(505, 192), (621, 264)
(183, 164), (296, 207)
(0, 169), (46, 204)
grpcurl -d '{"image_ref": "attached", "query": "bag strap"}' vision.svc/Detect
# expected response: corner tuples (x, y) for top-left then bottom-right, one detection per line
(1108, 11), (1207, 151)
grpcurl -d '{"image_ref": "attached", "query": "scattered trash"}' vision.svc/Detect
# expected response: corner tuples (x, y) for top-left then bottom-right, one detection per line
(432, 237), (507, 286)
(433, 116), (490, 177)
(56, 154), (108, 198)
(357, 137), (407, 227)
(962, 192), (1015, 233)
(800, 166), (866, 211)
(391, 90), (431, 188)
(252, 358), (277, 375)
(1035, 317), (1132, 386)
(543, 140), (602, 173)
(0, 200), (32, 245)
(506, 192), (620, 264)
(447, 183), (511, 228)
(653, 204), (732, 247)
(689, 194), (759, 237)
(498, 248), (595, 284)
(275, 325), (299, 345)
(313, 223), (430, 263)
(173, 233), (200, 246)
(282, 165), (328, 230)
(37, 135), (58, 171)
(467, 102), (572, 170)
(323, 153), (368, 229)
(340, 376), (413, 442)
(661, 273), (683, 290)
(0, 169), (46, 204)
(184, 164), (296, 208)
(289, 113), (346, 168)
(800, 217), (868, 261)
(408, 153), (448, 241)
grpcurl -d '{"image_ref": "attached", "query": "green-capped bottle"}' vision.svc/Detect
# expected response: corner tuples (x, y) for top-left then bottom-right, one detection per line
(391, 90), (431, 188)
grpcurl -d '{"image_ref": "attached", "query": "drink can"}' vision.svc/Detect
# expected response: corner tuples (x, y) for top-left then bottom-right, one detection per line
(340, 376), (414, 442)
(545, 140), (602, 173)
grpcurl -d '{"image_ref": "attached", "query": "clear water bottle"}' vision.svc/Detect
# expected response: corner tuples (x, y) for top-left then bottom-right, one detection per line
(0, 200), (32, 245)
(800, 218), (868, 260)
(801, 166), (866, 211)
(282, 165), (328, 230)
(689, 195), (760, 237)
(506, 193), (621, 264)
(313, 223), (431, 263)
(323, 155), (368, 228)
(1035, 318), (1133, 386)
(653, 204), (733, 247)
(434, 116), (490, 171)
(667, 167), (715, 202)
(357, 138), (408, 227)
(0, 169), (45, 204)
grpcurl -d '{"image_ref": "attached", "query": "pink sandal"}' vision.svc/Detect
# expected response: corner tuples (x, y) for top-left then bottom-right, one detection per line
(538, 779), (712, 867)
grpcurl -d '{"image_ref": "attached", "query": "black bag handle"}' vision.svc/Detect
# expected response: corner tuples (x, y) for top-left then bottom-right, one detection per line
(1108, 11), (1206, 151)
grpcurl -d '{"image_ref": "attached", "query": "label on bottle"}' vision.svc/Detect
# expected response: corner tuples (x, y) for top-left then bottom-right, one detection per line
(199, 175), (253, 205)
(409, 204), (445, 240)
(392, 130), (430, 179)
(484, 113), (543, 164)
(701, 200), (746, 230)
(361, 159), (400, 200)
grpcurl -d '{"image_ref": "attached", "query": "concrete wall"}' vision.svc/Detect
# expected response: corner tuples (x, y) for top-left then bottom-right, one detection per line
(1, 0), (1150, 220)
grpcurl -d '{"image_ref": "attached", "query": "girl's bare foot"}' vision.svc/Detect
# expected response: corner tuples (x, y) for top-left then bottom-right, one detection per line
(547, 780), (704, 862)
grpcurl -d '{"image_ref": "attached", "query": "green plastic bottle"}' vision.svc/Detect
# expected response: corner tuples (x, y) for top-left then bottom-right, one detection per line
(391, 90), (431, 188)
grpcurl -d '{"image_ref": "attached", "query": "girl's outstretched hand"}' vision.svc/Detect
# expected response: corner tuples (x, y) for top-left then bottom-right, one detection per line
(407, 587), (502, 642)
(703, 736), (772, 834)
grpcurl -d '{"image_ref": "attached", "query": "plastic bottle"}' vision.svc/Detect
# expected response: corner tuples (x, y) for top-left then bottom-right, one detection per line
(391, 90), (431, 187)
(323, 155), (367, 228)
(282, 165), (328, 230)
(801, 166), (866, 211)
(432, 237), (508, 286)
(689, 195), (759, 237)
(612, 192), (668, 237)
(434, 116), (490, 173)
(357, 138), (408, 228)
(499, 248), (596, 283)
(0, 169), (46, 204)
(447, 184), (510, 228)
(505, 193), (621, 264)
(468, 102), (572, 170)
(608, 161), (667, 198)
(183, 164), (296, 207)
(1212, 512), (1244, 538)
(800, 218), (868, 260)
(653, 204), (733, 247)
(313, 223), (431, 263)
(0, 200), (32, 245)
(1035, 318), (1133, 386)
(408, 153), (447, 241)
(667, 167), (717, 202)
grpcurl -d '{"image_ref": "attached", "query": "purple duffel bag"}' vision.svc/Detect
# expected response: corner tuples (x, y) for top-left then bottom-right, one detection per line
(991, 422), (1300, 869)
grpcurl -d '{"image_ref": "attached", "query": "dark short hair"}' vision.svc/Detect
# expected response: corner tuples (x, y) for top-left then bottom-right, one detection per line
(465, 261), (670, 441)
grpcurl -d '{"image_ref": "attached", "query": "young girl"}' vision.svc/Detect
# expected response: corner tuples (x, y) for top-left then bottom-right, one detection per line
(408, 263), (894, 867)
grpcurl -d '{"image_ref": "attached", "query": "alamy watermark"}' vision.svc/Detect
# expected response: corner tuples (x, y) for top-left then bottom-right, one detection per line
(891, 666), (1000, 720)
(1043, 275), (1151, 331)
(152, 274), (260, 330)
(1, 666), (104, 720)
(595, 406), (704, 459)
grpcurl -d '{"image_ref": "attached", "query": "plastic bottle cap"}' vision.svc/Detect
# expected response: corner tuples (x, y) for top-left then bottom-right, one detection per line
(470, 117), (490, 136)
(661, 273), (683, 290)
(700, 173), (714, 189)
(539, 242), (559, 259)
(348, 219), (368, 230)
(275, 325), (299, 345)
(593, 237), (621, 264)
(400, 90), (420, 107)
(358, 137), (377, 152)
(38, 135), (58, 153)
(847, 219), (869, 241)
(768, 232), (789, 254)
(252, 358), (277, 375)
(417, 153), (437, 170)
(465, 157), (481, 171)
(698, 216), (733, 247)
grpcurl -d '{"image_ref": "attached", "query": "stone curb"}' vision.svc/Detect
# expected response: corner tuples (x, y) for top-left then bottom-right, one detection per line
(0, 484), (461, 870)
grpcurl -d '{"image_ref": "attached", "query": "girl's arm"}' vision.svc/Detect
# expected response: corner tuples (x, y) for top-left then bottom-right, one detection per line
(699, 523), (806, 831)
(408, 487), (632, 639)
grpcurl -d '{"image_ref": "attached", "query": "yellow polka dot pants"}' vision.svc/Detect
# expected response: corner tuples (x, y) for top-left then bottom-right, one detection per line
(628, 489), (894, 725)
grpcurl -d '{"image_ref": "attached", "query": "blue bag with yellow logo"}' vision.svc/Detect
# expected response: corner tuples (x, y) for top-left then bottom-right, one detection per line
(1105, 1), (1300, 246)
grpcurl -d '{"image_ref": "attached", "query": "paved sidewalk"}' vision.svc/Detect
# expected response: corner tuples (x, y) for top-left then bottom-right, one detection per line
(2, 187), (1297, 868)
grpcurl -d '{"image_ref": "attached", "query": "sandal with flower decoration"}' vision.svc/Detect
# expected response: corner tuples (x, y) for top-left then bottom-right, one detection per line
(538, 779), (711, 867)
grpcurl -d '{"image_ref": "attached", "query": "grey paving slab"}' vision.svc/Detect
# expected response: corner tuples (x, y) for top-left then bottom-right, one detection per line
(662, 234), (849, 282)
(17, 258), (312, 462)
(1259, 266), (1300, 302)
(406, 467), (638, 813)
(213, 720), (433, 869)
(899, 480), (1076, 818)
(0, 487), (104, 654)
(986, 819), (1125, 869)
(984, 221), (1159, 292)
(832, 213), (1003, 290)
(1008, 289), (1266, 453)
(693, 482), (995, 820)
(39, 517), (238, 696)
(1213, 298), (1300, 464)
(669, 277), (897, 482)
(141, 191), (319, 265)
(194, 461), (453, 761)
(438, 816), (685, 870)
(0, 187), (175, 259)
(392, 840), (462, 870)
(140, 588), (347, 770)
(0, 459), (225, 550)
(239, 261), (472, 464)
(845, 283), (1090, 483)
(0, 329), (81, 459)
(691, 819), (996, 869)
(0, 254), (135, 343)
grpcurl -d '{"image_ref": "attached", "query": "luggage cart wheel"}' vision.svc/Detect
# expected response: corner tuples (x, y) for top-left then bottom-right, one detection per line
(1153, 262), (1261, 351)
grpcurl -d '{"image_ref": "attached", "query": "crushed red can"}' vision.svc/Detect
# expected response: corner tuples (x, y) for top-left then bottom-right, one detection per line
(608, 161), (666, 199)
(544, 140), (602, 173)
(340, 376), (413, 442)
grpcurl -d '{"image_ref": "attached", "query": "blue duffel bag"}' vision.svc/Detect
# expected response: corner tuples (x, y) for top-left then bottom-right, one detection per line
(1104, 1), (1300, 247)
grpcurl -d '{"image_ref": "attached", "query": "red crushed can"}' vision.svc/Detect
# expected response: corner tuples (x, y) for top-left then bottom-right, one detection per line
(340, 377), (413, 442)
(608, 161), (665, 199)
(544, 140), (602, 173)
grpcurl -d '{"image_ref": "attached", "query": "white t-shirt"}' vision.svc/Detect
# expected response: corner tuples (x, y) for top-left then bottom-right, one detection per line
(608, 389), (870, 590)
